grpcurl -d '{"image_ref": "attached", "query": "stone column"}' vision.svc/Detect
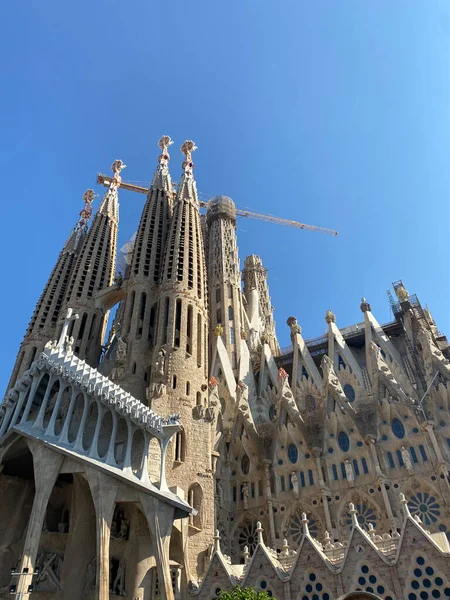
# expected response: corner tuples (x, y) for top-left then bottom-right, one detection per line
(85, 468), (119, 600)
(17, 441), (64, 598)
(262, 459), (276, 547)
(367, 437), (396, 527)
(314, 453), (333, 532)
(139, 493), (176, 600)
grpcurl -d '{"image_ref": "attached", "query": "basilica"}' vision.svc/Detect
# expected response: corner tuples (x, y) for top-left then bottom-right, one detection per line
(1, 137), (450, 600)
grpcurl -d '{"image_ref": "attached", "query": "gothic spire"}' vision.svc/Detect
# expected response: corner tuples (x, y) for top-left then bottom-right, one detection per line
(6, 190), (96, 390)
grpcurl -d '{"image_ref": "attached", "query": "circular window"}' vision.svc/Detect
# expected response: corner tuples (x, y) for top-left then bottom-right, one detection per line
(338, 431), (350, 452)
(343, 384), (355, 402)
(241, 455), (250, 475)
(392, 418), (405, 439)
(288, 444), (298, 464)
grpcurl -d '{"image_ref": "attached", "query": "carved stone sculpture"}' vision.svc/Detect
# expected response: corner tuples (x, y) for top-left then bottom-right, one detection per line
(286, 316), (301, 338)
(345, 460), (355, 486)
(402, 446), (414, 474)
(242, 482), (249, 509)
(291, 471), (299, 497)
(325, 310), (336, 324)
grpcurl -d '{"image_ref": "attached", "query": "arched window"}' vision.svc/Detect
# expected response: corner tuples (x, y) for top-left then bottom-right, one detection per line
(186, 381), (190, 396)
(419, 444), (428, 461)
(338, 431), (350, 452)
(196, 391), (202, 406)
(241, 454), (250, 475)
(353, 459), (360, 476)
(410, 447), (418, 463)
(228, 306), (233, 320)
(188, 483), (203, 529)
(174, 430), (185, 463)
(387, 452), (395, 468)
(230, 327), (235, 345)
(300, 471), (305, 487)
(308, 469), (314, 485)
(288, 444), (298, 464)
(397, 449), (404, 466)
(392, 418), (405, 439)
(280, 475), (285, 492)
(361, 457), (369, 474)
(341, 462), (347, 479)
(332, 465), (338, 480)
(343, 384), (355, 402)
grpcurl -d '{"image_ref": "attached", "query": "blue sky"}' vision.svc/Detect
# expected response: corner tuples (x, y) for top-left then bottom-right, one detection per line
(1, 1), (450, 389)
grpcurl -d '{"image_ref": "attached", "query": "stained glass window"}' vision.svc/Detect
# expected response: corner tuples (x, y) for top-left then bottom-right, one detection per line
(338, 431), (350, 452)
(288, 444), (298, 464)
(392, 418), (405, 439)
(343, 384), (355, 402)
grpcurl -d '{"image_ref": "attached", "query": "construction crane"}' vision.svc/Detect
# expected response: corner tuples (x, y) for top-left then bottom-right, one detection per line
(97, 173), (339, 236)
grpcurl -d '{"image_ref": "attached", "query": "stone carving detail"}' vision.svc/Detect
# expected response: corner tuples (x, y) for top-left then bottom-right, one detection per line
(345, 460), (355, 486)
(402, 446), (414, 474)
(112, 507), (130, 541)
(35, 552), (63, 591)
(112, 337), (127, 381)
(110, 558), (126, 596)
(147, 349), (167, 401)
(64, 335), (74, 355)
(291, 471), (300, 497)
(286, 316), (301, 338)
(395, 284), (409, 302)
(242, 482), (249, 509)
(325, 310), (336, 324)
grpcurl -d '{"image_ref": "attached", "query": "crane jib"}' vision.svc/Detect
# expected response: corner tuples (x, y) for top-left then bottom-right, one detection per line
(96, 173), (338, 236)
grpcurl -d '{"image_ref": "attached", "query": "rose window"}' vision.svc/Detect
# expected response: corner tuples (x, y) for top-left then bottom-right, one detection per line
(346, 503), (377, 531)
(408, 492), (441, 526)
(237, 521), (260, 555)
(285, 510), (319, 545)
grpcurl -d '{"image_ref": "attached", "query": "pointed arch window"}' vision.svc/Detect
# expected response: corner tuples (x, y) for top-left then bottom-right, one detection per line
(338, 431), (350, 452)
(410, 447), (418, 463)
(352, 459), (360, 476)
(361, 457), (369, 474)
(188, 483), (203, 529)
(308, 469), (314, 485)
(419, 444), (428, 461)
(338, 355), (346, 369)
(288, 444), (298, 464)
(332, 465), (338, 480)
(343, 384), (355, 402)
(241, 454), (250, 475)
(396, 449), (404, 466)
(392, 418), (405, 439)
(387, 452), (395, 468)
(300, 471), (305, 487)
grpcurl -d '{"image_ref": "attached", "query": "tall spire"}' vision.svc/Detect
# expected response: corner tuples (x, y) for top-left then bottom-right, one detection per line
(112, 138), (174, 401)
(61, 160), (122, 366)
(6, 190), (96, 390)
(151, 141), (214, 579)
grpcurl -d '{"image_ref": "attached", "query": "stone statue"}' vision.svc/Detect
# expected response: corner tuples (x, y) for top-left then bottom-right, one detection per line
(147, 349), (167, 400)
(65, 335), (74, 355)
(291, 471), (299, 497)
(401, 446), (414, 474)
(155, 348), (166, 377)
(112, 560), (126, 596)
(214, 324), (224, 337)
(242, 482), (249, 509)
(345, 460), (355, 486)
(116, 337), (127, 363)
(209, 376), (219, 407)
(286, 316), (301, 338)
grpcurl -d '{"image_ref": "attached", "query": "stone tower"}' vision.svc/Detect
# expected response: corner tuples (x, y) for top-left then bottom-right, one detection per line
(149, 141), (215, 580)
(115, 137), (174, 401)
(206, 195), (243, 371)
(6, 189), (95, 389)
(243, 254), (280, 356)
(61, 160), (123, 367)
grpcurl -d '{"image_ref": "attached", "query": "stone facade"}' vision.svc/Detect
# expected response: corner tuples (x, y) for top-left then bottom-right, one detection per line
(2, 139), (450, 600)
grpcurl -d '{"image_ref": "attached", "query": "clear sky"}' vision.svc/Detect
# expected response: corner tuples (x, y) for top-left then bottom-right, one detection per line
(1, 1), (450, 390)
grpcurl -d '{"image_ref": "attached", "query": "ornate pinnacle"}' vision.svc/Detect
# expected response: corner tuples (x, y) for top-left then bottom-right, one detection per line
(181, 140), (197, 173)
(158, 135), (173, 161)
(325, 310), (336, 324)
(75, 189), (97, 231)
(110, 159), (126, 189)
(360, 297), (371, 313)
